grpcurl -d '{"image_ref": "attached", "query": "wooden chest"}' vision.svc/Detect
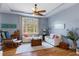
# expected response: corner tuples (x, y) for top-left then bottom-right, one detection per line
(31, 39), (42, 46)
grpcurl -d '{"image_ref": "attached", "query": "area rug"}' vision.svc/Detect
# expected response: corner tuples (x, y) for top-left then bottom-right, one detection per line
(16, 42), (53, 54)
(15, 47), (77, 56)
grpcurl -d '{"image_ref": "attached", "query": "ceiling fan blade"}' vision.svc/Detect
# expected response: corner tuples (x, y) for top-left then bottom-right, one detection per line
(36, 12), (43, 16)
(33, 11), (43, 16)
(10, 9), (33, 14)
(38, 10), (46, 12)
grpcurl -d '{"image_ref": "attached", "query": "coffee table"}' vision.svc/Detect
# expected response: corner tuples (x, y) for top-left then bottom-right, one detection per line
(31, 39), (42, 46)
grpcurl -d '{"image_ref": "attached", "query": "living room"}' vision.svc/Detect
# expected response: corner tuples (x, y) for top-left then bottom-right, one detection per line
(0, 3), (79, 56)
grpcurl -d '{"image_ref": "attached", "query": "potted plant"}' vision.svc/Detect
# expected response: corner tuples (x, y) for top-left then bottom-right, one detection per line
(67, 30), (79, 50)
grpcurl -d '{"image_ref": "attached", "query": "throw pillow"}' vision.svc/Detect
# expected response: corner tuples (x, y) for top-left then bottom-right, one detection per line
(6, 31), (11, 38)
(1, 32), (6, 39)
(24, 32), (29, 37)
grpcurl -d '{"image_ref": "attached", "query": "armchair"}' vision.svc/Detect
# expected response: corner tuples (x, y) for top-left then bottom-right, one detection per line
(0, 31), (2, 51)
(2, 31), (22, 48)
(11, 30), (22, 46)
(1, 31), (13, 48)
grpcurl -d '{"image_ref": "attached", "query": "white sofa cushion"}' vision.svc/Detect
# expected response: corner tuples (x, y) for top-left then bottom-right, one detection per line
(22, 36), (32, 42)
(45, 36), (55, 45)
(22, 35), (42, 42)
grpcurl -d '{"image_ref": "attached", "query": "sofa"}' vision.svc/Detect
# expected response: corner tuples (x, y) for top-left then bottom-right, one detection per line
(22, 34), (42, 42)
(45, 34), (63, 46)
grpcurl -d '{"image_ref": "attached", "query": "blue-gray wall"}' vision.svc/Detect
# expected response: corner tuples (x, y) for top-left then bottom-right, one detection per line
(0, 14), (2, 29)
(0, 13), (48, 35)
(48, 4), (79, 47)
(1, 13), (21, 34)
(39, 18), (48, 35)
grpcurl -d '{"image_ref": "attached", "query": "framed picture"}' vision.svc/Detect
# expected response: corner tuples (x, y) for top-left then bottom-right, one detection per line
(1, 24), (16, 28)
(54, 24), (65, 29)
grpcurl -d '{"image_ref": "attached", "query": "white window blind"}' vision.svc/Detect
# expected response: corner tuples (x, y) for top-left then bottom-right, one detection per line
(22, 17), (39, 35)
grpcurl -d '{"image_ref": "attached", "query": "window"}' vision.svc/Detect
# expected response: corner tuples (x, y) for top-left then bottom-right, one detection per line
(22, 17), (39, 35)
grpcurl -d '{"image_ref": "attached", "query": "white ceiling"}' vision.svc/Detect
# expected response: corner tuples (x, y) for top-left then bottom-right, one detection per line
(0, 3), (77, 18)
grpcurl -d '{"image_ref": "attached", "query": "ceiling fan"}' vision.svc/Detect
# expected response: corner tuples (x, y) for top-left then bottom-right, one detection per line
(10, 4), (46, 16)
(32, 4), (46, 16)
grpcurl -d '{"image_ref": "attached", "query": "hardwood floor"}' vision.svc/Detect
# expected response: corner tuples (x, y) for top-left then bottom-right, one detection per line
(3, 46), (79, 56)
(3, 47), (16, 56)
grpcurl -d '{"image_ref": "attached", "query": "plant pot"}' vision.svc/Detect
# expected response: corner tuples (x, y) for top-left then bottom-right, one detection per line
(76, 47), (79, 54)
(71, 40), (77, 50)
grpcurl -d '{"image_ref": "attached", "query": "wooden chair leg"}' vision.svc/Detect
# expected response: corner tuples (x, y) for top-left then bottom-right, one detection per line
(12, 42), (14, 48)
